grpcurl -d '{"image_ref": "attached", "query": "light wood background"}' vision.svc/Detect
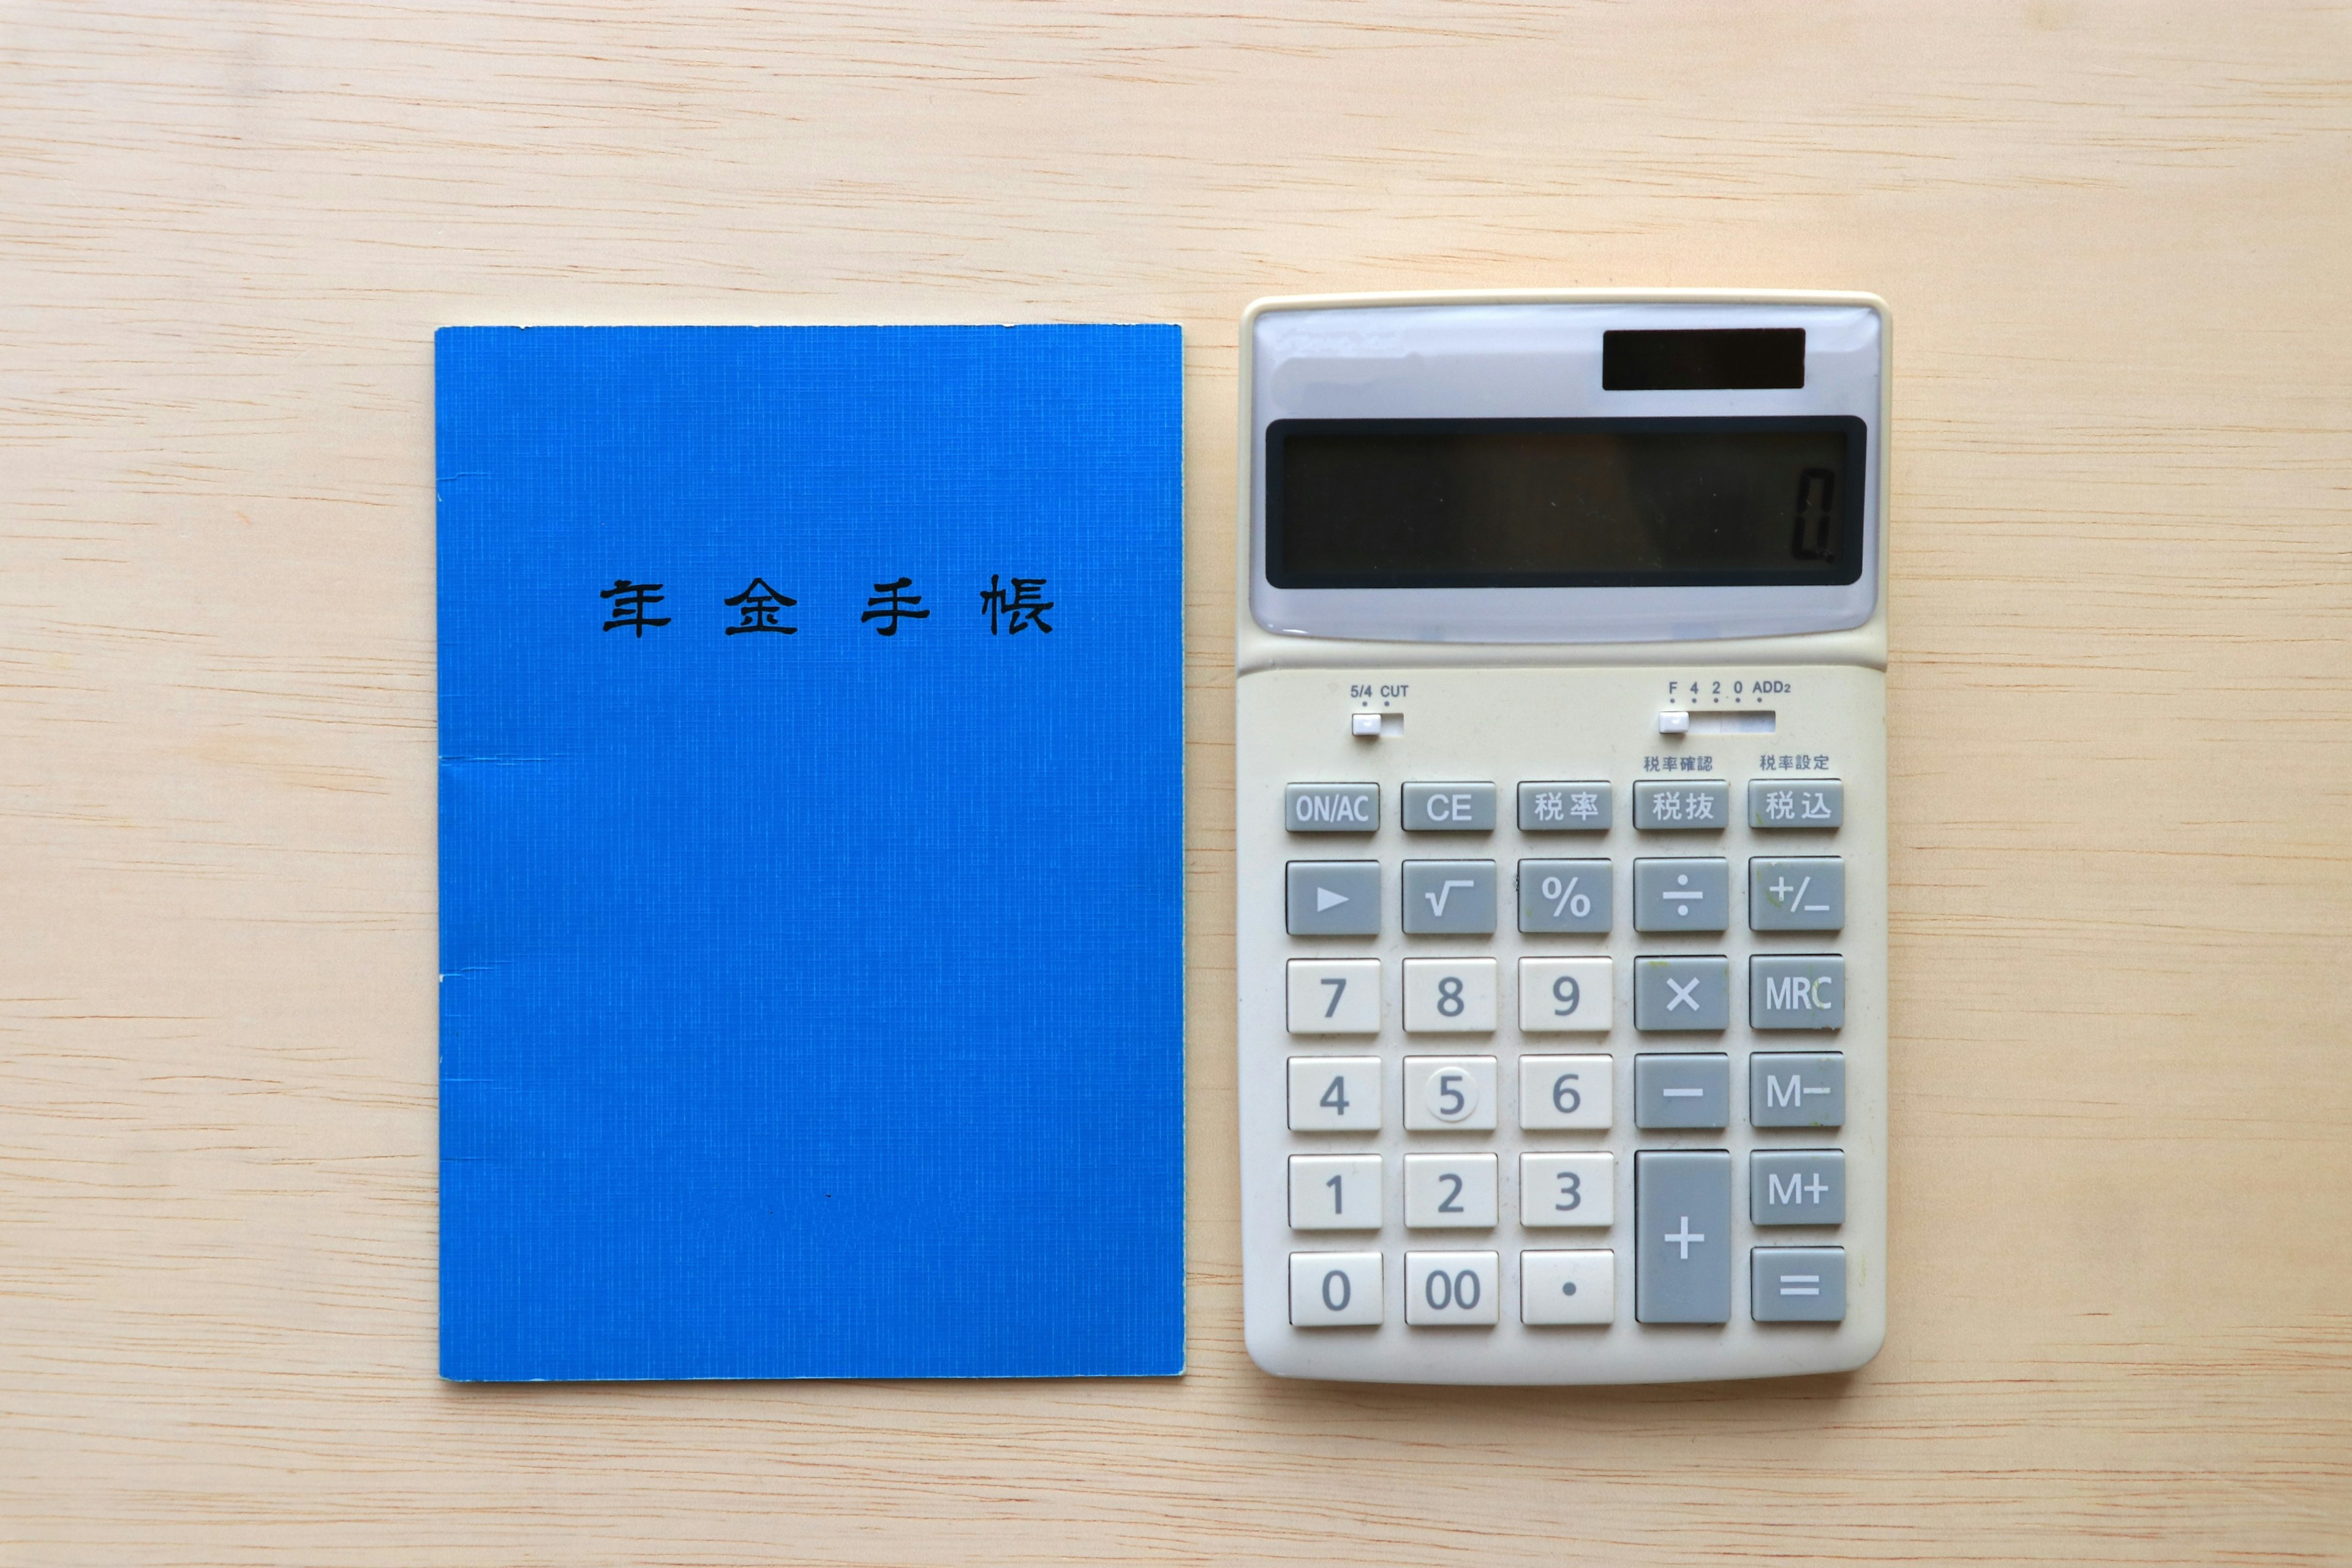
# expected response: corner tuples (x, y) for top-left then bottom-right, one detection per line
(6, 2), (2350, 1563)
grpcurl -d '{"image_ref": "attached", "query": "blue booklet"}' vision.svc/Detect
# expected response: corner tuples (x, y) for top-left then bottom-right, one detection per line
(436, 325), (1184, 1381)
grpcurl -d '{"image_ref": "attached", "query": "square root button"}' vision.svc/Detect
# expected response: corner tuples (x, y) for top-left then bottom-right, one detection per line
(1402, 860), (1498, 934)
(1634, 956), (1729, 1031)
(1287, 862), (1381, 936)
(1752, 1247), (1846, 1322)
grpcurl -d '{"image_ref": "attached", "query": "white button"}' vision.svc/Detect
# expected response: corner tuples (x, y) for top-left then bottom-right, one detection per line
(1518, 1054), (1613, 1131)
(1403, 1055), (1498, 1130)
(1289, 1154), (1382, 1231)
(1518, 956), (1612, 1033)
(1287, 958), (1381, 1035)
(1521, 1250), (1616, 1325)
(1287, 1056), (1382, 1132)
(1291, 1251), (1382, 1326)
(1657, 710), (1691, 734)
(1404, 1153), (1498, 1229)
(1403, 957), (1497, 1033)
(1404, 1251), (1501, 1325)
(1351, 712), (1382, 737)
(1520, 1152), (1616, 1228)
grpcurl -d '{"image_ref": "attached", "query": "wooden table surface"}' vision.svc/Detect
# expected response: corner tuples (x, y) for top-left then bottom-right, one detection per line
(7, 4), (2350, 1563)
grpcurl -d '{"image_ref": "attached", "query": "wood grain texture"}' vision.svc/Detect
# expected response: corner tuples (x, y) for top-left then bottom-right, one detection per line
(4, 2), (2349, 1562)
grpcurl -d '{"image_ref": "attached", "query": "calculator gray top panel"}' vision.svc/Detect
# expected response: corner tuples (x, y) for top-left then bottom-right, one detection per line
(1243, 293), (1888, 652)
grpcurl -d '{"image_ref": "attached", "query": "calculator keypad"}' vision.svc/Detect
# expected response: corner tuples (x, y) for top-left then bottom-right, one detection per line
(1284, 772), (1855, 1333)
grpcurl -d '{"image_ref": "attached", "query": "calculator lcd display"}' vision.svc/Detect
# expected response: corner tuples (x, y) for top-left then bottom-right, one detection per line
(1265, 417), (1866, 589)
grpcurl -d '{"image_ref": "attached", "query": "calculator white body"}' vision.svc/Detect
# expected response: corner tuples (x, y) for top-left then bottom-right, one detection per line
(1234, 291), (1890, 1384)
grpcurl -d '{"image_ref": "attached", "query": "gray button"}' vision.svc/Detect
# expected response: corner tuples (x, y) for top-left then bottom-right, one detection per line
(1636, 1150), (1732, 1324)
(1518, 859), (1611, 934)
(1401, 860), (1498, 935)
(1286, 783), (1379, 834)
(1401, 782), (1496, 832)
(1749, 778), (1842, 830)
(1750, 955), (1845, 1030)
(1750, 1053), (1844, 1128)
(1633, 779), (1728, 831)
(1752, 1247), (1846, 1322)
(1751, 1151), (1845, 1226)
(1634, 858), (1729, 933)
(1635, 1053), (1730, 1129)
(1634, 956), (1729, 1031)
(1287, 861), (1382, 936)
(1518, 781), (1612, 832)
(1750, 858), (1845, 932)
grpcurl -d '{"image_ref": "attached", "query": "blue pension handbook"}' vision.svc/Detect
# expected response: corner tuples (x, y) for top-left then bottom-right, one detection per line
(435, 325), (1184, 1380)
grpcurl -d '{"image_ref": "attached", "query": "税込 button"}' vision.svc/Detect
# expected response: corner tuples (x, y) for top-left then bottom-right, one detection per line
(1749, 779), (1841, 830)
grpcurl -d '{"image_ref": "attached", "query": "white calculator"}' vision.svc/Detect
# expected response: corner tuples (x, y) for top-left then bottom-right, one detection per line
(1232, 291), (1890, 1384)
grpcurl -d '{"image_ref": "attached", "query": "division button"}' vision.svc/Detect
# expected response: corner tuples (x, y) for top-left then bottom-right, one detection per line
(1749, 778), (1842, 830)
(1401, 782), (1496, 832)
(1285, 782), (1380, 834)
(1286, 861), (1382, 937)
(1518, 781), (1613, 832)
(1633, 779), (1727, 831)
(1291, 1251), (1384, 1327)
(1751, 1150), (1846, 1226)
(1752, 1246), (1847, 1323)
(1749, 856), (1845, 932)
(1749, 1053), (1845, 1129)
(1633, 955), (1730, 1031)
(1749, 955), (1845, 1030)
(1635, 1150), (1732, 1324)
(1634, 857), (1730, 933)
(1634, 1052), (1730, 1130)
